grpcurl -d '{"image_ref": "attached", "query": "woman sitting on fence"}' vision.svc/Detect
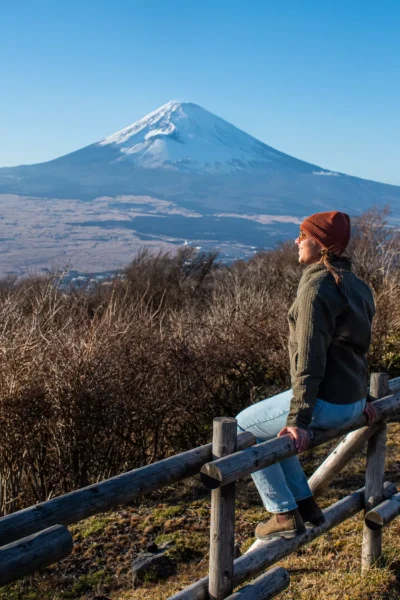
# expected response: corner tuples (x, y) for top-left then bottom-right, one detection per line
(237, 211), (377, 540)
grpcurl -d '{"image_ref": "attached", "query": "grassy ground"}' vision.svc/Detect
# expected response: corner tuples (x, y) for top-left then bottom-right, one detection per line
(2, 423), (400, 600)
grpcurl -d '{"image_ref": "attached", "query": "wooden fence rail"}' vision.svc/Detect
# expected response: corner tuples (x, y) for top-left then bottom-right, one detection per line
(308, 377), (400, 497)
(200, 390), (400, 490)
(172, 373), (400, 599)
(169, 482), (397, 600)
(0, 431), (255, 547)
(1, 374), (400, 596)
(0, 525), (72, 587)
(365, 492), (400, 528)
(224, 566), (290, 600)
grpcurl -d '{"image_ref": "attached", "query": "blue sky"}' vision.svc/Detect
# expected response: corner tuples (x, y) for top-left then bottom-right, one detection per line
(1, 0), (399, 184)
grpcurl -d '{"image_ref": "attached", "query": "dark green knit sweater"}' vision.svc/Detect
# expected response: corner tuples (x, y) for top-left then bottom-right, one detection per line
(286, 260), (375, 430)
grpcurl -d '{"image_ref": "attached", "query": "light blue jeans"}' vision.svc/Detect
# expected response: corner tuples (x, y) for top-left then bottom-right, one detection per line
(236, 389), (366, 513)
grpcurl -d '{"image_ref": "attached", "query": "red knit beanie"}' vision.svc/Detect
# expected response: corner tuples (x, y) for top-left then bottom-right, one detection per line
(300, 211), (351, 256)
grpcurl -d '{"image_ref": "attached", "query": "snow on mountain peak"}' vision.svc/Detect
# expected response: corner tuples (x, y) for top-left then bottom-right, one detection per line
(99, 100), (182, 147)
(97, 101), (298, 172)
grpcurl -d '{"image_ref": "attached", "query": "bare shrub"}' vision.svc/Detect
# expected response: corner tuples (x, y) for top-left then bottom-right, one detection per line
(0, 208), (398, 513)
(349, 207), (400, 372)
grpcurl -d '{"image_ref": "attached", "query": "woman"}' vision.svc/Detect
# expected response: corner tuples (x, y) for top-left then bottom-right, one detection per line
(237, 211), (376, 540)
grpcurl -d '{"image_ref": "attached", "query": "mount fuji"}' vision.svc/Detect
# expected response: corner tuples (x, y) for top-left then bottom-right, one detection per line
(96, 100), (314, 172)
(1, 101), (400, 276)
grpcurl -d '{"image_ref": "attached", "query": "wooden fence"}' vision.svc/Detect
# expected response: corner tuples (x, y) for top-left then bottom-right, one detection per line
(0, 374), (399, 599)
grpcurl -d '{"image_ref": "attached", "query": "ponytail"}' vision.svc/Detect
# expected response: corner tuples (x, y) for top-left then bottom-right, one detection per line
(320, 250), (342, 285)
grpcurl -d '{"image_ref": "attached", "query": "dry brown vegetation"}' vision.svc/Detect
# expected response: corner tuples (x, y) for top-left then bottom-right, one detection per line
(0, 207), (400, 599)
(0, 207), (399, 515)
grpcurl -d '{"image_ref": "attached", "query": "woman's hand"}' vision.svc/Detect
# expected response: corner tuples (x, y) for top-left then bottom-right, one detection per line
(278, 426), (310, 453)
(363, 403), (377, 425)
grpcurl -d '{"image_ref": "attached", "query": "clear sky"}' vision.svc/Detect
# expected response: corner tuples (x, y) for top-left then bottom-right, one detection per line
(1, 0), (399, 184)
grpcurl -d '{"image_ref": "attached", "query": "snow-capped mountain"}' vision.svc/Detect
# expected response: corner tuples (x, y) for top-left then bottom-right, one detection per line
(96, 100), (319, 173)
(1, 100), (399, 216)
(1, 101), (400, 277)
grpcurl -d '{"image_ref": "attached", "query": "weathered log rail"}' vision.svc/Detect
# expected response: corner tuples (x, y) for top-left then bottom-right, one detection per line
(200, 389), (400, 490)
(169, 482), (398, 600)
(172, 373), (400, 599)
(0, 431), (255, 547)
(0, 374), (399, 597)
(309, 375), (400, 497)
(0, 431), (254, 586)
(0, 525), (72, 587)
(365, 492), (400, 528)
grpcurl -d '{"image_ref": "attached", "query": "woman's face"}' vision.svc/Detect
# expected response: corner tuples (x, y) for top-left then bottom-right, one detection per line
(296, 231), (323, 265)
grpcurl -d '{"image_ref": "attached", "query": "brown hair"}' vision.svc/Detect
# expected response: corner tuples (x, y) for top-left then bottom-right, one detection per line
(319, 250), (342, 285)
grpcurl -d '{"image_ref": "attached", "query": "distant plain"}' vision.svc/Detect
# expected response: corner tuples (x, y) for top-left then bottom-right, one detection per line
(0, 193), (300, 277)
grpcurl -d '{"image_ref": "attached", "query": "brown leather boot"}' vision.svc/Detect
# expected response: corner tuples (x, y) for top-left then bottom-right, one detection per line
(297, 496), (325, 526)
(255, 509), (306, 541)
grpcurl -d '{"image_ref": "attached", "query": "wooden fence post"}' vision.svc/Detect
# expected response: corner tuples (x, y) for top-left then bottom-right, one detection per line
(209, 417), (237, 600)
(361, 373), (388, 572)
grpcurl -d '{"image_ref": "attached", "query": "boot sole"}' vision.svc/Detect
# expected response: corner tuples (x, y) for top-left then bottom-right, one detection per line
(256, 526), (306, 541)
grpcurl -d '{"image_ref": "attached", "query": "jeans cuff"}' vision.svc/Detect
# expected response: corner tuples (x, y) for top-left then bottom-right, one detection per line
(265, 504), (298, 514)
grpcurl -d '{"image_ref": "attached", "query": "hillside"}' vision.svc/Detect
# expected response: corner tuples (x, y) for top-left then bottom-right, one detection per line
(0, 209), (399, 598)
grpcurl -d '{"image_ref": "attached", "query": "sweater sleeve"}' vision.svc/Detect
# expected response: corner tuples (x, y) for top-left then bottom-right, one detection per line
(286, 286), (337, 430)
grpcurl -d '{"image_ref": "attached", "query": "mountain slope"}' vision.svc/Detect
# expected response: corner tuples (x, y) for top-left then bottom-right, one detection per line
(1, 101), (399, 218)
(1, 101), (400, 277)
